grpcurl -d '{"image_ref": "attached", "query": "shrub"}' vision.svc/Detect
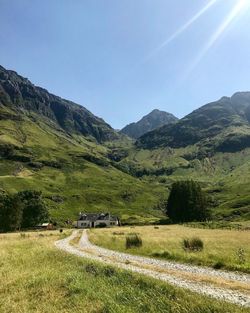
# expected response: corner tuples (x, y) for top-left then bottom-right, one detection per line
(85, 264), (99, 276)
(126, 233), (142, 249)
(182, 237), (204, 252)
(213, 261), (225, 269)
(103, 266), (116, 277)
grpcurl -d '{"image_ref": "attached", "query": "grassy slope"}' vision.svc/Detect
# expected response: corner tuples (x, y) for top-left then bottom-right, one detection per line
(1, 103), (250, 222)
(0, 231), (248, 313)
(89, 225), (250, 273)
(0, 107), (166, 224)
(119, 145), (250, 220)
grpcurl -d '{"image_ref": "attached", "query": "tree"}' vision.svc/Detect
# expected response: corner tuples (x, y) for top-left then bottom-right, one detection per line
(18, 190), (48, 228)
(0, 194), (23, 232)
(166, 180), (209, 223)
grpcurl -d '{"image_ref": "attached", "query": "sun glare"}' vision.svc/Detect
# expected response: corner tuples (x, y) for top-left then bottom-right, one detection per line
(141, 0), (218, 63)
(183, 0), (249, 78)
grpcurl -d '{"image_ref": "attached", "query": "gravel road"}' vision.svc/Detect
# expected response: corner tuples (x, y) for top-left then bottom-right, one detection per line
(55, 230), (250, 308)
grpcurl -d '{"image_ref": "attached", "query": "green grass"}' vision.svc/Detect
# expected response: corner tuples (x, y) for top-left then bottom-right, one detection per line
(0, 111), (167, 225)
(0, 231), (249, 313)
(1, 106), (250, 223)
(89, 225), (250, 273)
(118, 144), (250, 220)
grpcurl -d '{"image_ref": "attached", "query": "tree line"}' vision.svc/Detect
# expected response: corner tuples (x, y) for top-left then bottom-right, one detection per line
(0, 190), (48, 232)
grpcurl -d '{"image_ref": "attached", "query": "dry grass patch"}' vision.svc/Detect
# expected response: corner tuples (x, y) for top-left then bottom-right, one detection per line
(89, 225), (250, 272)
(0, 230), (249, 313)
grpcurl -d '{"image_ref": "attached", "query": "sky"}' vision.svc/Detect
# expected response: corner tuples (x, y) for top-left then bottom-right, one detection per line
(1, 0), (250, 129)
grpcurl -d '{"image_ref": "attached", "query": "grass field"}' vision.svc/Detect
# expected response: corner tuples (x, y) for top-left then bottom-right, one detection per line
(0, 231), (249, 313)
(89, 224), (250, 273)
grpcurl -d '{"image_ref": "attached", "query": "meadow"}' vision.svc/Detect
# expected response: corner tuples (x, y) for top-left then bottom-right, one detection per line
(89, 224), (250, 273)
(0, 230), (249, 313)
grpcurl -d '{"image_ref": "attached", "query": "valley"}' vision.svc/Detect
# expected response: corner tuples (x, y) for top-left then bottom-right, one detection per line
(1, 64), (250, 224)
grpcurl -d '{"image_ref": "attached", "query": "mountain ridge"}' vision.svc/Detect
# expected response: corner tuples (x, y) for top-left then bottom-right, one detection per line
(137, 92), (250, 153)
(0, 65), (118, 143)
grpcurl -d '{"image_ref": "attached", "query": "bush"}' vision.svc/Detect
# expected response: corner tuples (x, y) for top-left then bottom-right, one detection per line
(85, 264), (99, 276)
(126, 233), (142, 249)
(103, 266), (116, 277)
(213, 261), (225, 269)
(182, 237), (204, 252)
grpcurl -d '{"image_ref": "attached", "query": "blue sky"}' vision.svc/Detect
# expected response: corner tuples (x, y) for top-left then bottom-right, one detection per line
(1, 0), (250, 129)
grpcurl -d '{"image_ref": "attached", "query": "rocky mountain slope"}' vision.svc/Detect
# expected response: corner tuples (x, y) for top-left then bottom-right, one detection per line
(114, 93), (250, 221)
(1, 64), (250, 222)
(0, 65), (118, 143)
(137, 93), (250, 153)
(120, 109), (178, 139)
(0, 65), (166, 224)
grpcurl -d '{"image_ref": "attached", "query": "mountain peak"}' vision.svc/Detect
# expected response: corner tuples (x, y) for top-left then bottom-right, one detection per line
(137, 92), (250, 152)
(120, 109), (178, 139)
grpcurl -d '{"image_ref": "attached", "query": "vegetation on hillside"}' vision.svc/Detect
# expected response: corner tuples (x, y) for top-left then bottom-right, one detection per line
(1, 64), (250, 223)
(137, 92), (250, 151)
(166, 180), (209, 223)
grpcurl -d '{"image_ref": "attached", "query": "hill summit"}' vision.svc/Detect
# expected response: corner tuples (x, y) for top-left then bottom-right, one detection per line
(120, 109), (178, 139)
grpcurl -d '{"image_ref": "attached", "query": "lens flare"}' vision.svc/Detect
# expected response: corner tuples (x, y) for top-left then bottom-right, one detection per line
(142, 0), (218, 63)
(184, 0), (249, 76)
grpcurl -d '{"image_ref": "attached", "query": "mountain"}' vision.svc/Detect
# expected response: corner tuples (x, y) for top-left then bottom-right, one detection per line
(120, 109), (178, 139)
(0, 65), (118, 143)
(137, 93), (250, 153)
(1, 63), (250, 222)
(0, 65), (167, 224)
(112, 92), (250, 221)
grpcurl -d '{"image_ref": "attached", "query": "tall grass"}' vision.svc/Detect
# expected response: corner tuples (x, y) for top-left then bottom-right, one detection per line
(126, 233), (142, 249)
(89, 225), (250, 273)
(182, 237), (204, 252)
(0, 231), (248, 313)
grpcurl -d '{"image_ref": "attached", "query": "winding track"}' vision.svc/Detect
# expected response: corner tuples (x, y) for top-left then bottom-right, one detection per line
(55, 230), (250, 308)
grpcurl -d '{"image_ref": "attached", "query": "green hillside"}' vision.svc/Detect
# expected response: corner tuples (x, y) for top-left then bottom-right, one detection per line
(0, 106), (166, 224)
(1, 64), (250, 223)
(0, 66), (167, 224)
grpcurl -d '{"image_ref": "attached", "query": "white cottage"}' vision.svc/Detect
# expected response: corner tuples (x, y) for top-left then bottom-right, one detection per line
(76, 212), (120, 228)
